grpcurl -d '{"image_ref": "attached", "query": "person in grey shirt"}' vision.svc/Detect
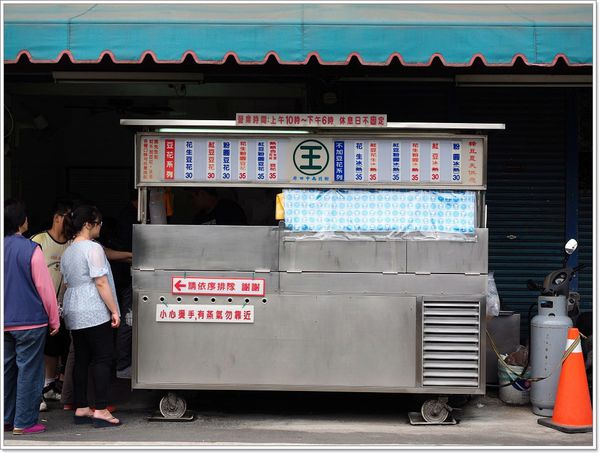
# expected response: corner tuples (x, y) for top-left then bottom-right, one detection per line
(61, 205), (121, 428)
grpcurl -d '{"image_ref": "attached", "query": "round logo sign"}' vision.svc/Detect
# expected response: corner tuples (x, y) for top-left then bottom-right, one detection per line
(293, 140), (330, 176)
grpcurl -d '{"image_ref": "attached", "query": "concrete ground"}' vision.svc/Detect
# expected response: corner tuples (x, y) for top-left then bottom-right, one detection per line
(3, 378), (594, 448)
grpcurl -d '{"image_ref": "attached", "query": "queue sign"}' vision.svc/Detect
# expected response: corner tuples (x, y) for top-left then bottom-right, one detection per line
(171, 277), (265, 296)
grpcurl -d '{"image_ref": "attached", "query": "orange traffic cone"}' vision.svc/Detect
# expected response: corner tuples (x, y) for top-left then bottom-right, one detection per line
(538, 328), (592, 433)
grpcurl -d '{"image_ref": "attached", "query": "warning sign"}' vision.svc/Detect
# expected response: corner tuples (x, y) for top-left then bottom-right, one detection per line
(156, 304), (254, 323)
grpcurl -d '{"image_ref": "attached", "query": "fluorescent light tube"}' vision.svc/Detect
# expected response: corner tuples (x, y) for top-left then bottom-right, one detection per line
(157, 128), (310, 134)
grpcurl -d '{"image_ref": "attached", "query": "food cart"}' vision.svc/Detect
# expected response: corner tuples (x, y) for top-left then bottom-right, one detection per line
(122, 116), (504, 422)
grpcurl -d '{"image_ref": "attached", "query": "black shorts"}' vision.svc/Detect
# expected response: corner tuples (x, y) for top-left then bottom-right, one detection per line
(44, 317), (70, 358)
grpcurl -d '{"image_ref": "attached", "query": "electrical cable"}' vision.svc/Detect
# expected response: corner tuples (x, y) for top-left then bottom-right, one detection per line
(487, 328), (584, 387)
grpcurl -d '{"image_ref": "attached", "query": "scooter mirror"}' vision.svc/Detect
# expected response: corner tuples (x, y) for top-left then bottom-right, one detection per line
(565, 239), (578, 255)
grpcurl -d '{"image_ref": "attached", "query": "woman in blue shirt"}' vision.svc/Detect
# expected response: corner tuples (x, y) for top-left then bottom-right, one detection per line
(61, 205), (121, 428)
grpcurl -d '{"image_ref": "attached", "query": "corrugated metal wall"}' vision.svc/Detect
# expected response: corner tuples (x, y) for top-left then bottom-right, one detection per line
(576, 89), (593, 313)
(578, 189), (593, 311)
(456, 88), (568, 339)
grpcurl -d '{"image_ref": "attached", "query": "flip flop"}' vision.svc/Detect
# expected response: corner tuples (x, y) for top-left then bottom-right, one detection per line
(73, 414), (94, 425)
(90, 405), (117, 412)
(93, 416), (122, 428)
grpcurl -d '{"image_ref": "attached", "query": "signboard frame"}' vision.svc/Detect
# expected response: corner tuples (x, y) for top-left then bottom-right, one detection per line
(135, 132), (488, 190)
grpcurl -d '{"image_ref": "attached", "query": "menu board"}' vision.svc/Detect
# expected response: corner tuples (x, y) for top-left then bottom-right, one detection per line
(138, 134), (485, 187)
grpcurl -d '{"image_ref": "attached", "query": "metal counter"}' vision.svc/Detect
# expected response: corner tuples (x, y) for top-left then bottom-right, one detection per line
(132, 225), (487, 394)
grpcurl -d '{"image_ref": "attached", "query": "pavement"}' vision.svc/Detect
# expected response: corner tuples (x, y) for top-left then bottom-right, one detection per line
(2, 378), (595, 448)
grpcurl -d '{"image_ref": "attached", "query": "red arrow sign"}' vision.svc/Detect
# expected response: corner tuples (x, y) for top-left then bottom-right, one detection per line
(174, 280), (186, 292)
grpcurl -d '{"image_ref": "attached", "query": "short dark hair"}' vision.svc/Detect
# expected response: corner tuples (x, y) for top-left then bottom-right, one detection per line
(4, 199), (27, 236)
(63, 205), (103, 239)
(192, 187), (218, 197)
(52, 199), (73, 217)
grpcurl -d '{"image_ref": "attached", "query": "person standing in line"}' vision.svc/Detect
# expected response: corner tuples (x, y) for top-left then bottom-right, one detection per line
(59, 201), (131, 411)
(30, 200), (73, 411)
(4, 199), (60, 435)
(111, 190), (139, 379)
(61, 205), (122, 427)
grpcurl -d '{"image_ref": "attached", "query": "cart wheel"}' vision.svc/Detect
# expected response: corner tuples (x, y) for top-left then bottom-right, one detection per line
(159, 392), (187, 419)
(421, 399), (449, 423)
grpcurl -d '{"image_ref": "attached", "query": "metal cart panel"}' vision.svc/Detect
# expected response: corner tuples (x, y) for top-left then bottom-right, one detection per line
(406, 228), (488, 274)
(280, 238), (407, 273)
(134, 293), (417, 389)
(133, 224), (279, 271)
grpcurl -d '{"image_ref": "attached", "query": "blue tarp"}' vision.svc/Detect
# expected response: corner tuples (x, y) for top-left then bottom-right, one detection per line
(4, 4), (593, 65)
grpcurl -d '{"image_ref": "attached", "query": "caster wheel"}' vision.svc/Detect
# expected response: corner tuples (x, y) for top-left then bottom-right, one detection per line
(159, 392), (187, 419)
(421, 399), (449, 423)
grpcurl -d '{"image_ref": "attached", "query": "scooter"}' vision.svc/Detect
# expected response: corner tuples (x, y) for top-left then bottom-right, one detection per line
(528, 239), (584, 416)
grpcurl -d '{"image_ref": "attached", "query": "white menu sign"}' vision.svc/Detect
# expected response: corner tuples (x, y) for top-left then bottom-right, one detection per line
(138, 135), (485, 187)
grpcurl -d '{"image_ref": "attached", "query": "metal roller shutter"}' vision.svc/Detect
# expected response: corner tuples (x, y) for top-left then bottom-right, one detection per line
(578, 189), (593, 311)
(457, 88), (567, 341)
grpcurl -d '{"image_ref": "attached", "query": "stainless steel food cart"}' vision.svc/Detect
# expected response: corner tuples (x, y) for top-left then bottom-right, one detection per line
(122, 118), (504, 421)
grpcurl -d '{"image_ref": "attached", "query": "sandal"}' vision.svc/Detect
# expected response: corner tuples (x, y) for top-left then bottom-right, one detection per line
(93, 416), (122, 428)
(73, 414), (94, 425)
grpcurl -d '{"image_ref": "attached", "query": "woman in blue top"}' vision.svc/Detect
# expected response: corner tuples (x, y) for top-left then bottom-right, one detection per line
(61, 206), (121, 428)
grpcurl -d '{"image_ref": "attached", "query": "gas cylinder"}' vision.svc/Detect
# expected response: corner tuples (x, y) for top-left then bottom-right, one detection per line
(530, 295), (572, 416)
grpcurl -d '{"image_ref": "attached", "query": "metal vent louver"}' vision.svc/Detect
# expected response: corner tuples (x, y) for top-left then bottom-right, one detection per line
(422, 300), (480, 387)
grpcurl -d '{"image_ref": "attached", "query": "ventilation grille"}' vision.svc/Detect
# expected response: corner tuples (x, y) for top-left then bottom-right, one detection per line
(422, 300), (480, 387)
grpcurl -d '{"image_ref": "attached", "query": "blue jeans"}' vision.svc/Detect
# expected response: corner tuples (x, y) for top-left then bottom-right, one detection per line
(4, 327), (46, 429)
